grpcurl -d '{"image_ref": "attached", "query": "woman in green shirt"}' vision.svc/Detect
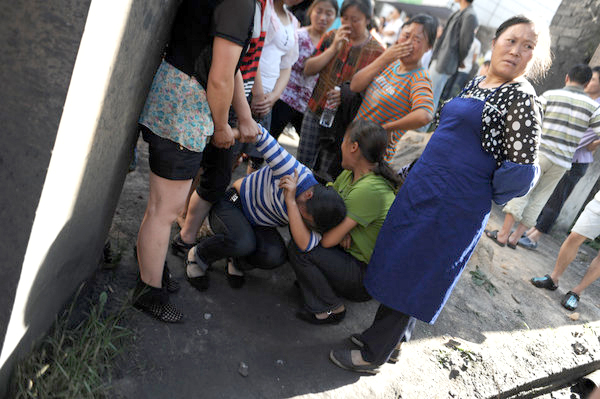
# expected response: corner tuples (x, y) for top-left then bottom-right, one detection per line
(289, 120), (399, 324)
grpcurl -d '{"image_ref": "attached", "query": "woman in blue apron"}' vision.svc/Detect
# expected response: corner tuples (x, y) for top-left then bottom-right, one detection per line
(329, 15), (552, 373)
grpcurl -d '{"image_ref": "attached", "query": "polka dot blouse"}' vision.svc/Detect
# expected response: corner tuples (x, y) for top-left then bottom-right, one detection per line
(438, 76), (543, 167)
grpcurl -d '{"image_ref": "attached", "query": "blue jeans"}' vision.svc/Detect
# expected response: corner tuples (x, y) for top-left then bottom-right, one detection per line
(196, 190), (287, 270)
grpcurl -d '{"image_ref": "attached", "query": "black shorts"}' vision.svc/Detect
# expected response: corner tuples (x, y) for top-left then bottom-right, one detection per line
(140, 125), (203, 180)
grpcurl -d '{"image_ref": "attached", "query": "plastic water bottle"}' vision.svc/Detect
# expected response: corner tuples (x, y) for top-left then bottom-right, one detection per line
(319, 86), (341, 128)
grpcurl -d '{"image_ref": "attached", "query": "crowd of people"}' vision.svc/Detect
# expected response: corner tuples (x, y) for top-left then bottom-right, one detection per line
(131, 0), (600, 374)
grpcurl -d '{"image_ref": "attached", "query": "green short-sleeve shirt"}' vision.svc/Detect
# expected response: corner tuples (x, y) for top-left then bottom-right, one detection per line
(332, 170), (396, 264)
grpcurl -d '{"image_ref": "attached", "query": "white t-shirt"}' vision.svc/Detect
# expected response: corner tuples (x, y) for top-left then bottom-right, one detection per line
(458, 38), (480, 73)
(383, 18), (403, 47)
(259, 10), (299, 93)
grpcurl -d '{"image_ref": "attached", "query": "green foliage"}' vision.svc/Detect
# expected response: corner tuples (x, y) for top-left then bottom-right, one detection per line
(10, 287), (132, 399)
(469, 265), (498, 296)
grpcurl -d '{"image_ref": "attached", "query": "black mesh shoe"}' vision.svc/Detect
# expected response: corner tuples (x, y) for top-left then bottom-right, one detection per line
(133, 280), (183, 323)
(162, 264), (180, 293)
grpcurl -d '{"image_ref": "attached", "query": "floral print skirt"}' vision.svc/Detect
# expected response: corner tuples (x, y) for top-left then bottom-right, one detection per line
(139, 60), (213, 153)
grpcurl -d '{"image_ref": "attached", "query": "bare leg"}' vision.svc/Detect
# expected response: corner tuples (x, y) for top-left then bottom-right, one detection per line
(315, 304), (346, 320)
(525, 227), (543, 243)
(227, 258), (244, 276)
(508, 223), (529, 246)
(179, 191), (212, 244)
(549, 232), (588, 284)
(245, 163), (257, 175)
(137, 172), (192, 287)
(496, 213), (516, 244)
(177, 169), (203, 229)
(572, 252), (600, 295)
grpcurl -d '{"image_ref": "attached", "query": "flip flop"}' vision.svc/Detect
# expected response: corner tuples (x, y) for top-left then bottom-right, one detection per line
(484, 230), (506, 247)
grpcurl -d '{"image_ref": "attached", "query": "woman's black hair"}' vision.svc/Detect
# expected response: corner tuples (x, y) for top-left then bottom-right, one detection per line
(494, 15), (531, 40)
(402, 13), (439, 48)
(340, 0), (373, 21)
(345, 120), (401, 188)
(306, 0), (339, 25)
(305, 185), (347, 233)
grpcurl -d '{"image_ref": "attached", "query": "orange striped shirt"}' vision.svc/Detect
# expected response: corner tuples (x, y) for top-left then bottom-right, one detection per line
(356, 61), (433, 163)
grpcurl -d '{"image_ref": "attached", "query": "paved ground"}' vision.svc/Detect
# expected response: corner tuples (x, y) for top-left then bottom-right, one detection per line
(98, 131), (600, 399)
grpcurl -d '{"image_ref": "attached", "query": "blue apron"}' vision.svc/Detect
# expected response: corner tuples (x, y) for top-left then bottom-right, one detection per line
(364, 81), (505, 324)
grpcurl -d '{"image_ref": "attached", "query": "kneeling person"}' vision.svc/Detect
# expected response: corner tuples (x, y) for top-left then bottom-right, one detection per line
(288, 121), (399, 325)
(186, 125), (346, 290)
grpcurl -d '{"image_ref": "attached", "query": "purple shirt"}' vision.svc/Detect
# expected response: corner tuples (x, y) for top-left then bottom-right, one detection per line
(573, 96), (600, 164)
(279, 27), (318, 113)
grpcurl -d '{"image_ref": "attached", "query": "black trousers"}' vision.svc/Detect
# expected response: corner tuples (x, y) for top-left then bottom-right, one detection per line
(358, 304), (416, 365)
(535, 162), (589, 233)
(196, 142), (236, 203)
(270, 99), (304, 140)
(287, 241), (370, 314)
(196, 190), (287, 269)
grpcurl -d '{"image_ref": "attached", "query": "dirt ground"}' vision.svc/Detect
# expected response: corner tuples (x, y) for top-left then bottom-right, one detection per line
(95, 130), (600, 399)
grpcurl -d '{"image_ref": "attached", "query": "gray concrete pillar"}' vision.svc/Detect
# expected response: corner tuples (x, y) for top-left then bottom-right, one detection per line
(0, 0), (178, 394)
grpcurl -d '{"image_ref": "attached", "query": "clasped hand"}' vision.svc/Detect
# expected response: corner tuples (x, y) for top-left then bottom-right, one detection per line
(279, 170), (299, 203)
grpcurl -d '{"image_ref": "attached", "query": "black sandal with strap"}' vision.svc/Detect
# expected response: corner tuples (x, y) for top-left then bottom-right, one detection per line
(185, 252), (210, 291)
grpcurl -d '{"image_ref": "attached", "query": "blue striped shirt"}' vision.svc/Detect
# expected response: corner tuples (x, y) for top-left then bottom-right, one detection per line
(240, 125), (321, 251)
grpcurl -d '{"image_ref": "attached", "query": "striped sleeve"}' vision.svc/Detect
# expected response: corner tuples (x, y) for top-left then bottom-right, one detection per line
(247, 125), (322, 250)
(409, 71), (434, 114)
(591, 106), (600, 135)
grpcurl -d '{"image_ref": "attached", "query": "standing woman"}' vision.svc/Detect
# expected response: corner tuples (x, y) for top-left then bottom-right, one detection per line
(243, 0), (300, 172)
(269, 0), (339, 140)
(296, 0), (384, 169)
(134, 0), (257, 322)
(250, 0), (300, 128)
(350, 14), (437, 167)
(329, 15), (552, 373)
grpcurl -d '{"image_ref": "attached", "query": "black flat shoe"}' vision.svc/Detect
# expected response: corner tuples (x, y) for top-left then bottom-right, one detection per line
(185, 254), (209, 291)
(350, 334), (401, 364)
(225, 258), (245, 289)
(296, 309), (345, 325)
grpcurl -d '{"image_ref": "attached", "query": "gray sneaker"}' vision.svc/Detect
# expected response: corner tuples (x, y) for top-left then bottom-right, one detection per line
(329, 349), (379, 374)
(518, 236), (538, 250)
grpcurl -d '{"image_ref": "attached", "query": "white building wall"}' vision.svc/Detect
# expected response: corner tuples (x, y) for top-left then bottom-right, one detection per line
(460, 0), (561, 28)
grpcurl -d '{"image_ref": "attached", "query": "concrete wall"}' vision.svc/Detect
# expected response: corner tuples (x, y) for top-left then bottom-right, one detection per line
(0, 0), (178, 394)
(536, 0), (600, 94)
(534, 0), (600, 232)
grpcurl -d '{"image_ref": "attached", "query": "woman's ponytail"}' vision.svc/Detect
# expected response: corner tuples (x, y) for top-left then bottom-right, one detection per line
(346, 120), (401, 188)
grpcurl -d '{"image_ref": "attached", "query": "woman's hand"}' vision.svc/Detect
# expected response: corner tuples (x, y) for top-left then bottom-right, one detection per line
(237, 118), (259, 143)
(211, 124), (236, 148)
(279, 170), (299, 203)
(340, 233), (352, 249)
(332, 25), (351, 51)
(382, 41), (412, 64)
(251, 93), (277, 118)
(325, 87), (341, 109)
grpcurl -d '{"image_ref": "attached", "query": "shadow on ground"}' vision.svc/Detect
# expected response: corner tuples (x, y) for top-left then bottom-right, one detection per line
(97, 131), (600, 399)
